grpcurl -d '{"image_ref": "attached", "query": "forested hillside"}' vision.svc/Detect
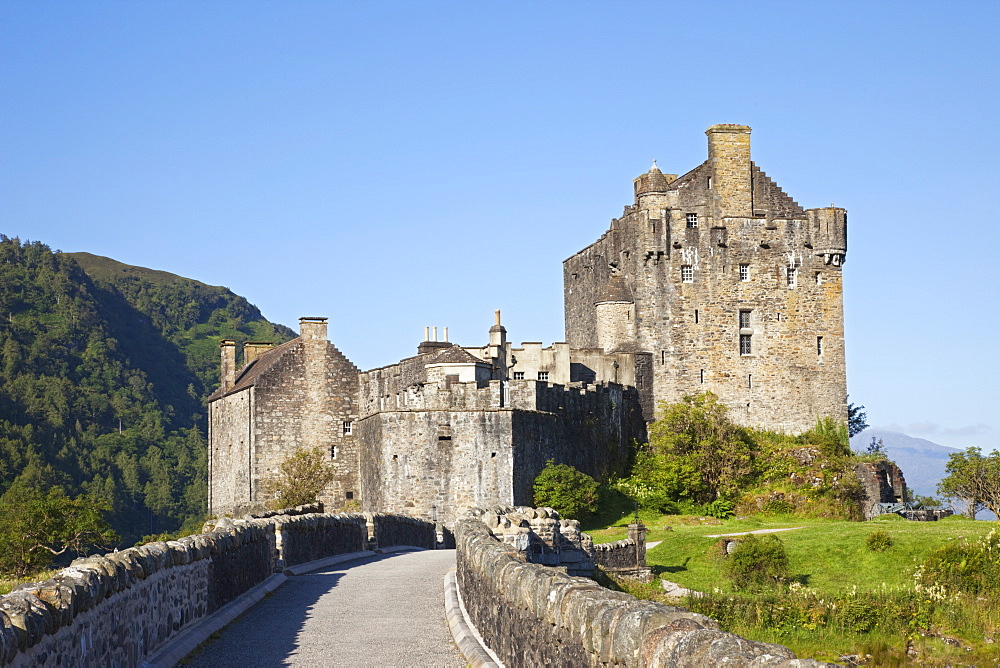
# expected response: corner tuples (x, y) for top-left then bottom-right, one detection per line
(0, 237), (293, 553)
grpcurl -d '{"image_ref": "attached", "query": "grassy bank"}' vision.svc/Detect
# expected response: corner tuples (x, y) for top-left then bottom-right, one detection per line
(589, 512), (1000, 664)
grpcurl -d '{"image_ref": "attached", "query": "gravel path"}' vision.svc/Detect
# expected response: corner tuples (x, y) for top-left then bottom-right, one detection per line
(185, 550), (464, 667)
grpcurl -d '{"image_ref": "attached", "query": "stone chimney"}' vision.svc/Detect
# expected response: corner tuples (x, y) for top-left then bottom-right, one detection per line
(299, 317), (328, 342)
(489, 309), (506, 348)
(220, 339), (236, 391)
(418, 325), (453, 355)
(706, 124), (752, 218)
(243, 341), (273, 365)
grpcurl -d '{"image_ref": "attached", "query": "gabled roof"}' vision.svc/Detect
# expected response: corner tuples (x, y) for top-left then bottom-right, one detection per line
(426, 345), (488, 365)
(207, 338), (299, 401)
(751, 164), (804, 217)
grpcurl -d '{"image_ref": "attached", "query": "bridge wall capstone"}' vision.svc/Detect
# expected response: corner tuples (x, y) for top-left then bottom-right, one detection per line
(0, 511), (435, 667)
(455, 508), (829, 667)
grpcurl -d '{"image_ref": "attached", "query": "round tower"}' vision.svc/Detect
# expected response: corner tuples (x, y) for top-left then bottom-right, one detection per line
(633, 160), (675, 205)
(594, 274), (636, 353)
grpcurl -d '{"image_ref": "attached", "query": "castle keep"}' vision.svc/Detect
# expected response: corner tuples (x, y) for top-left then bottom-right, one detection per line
(208, 124), (848, 523)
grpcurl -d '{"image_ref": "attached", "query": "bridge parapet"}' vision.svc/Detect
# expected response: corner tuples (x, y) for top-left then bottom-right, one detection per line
(455, 507), (829, 667)
(0, 509), (436, 667)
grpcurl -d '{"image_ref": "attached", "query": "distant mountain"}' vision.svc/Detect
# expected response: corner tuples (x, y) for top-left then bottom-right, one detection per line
(0, 236), (294, 546)
(851, 429), (960, 497)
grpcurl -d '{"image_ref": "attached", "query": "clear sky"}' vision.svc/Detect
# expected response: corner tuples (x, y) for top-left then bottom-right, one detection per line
(3, 1), (998, 451)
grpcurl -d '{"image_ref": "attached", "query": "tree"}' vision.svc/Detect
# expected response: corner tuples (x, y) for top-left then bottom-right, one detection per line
(847, 399), (868, 438)
(532, 460), (599, 519)
(646, 392), (755, 504)
(266, 447), (336, 510)
(866, 436), (886, 457)
(0, 485), (117, 577)
(937, 447), (1000, 519)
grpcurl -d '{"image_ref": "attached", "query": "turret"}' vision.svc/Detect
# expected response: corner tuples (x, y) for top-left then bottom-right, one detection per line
(706, 124), (753, 218)
(594, 275), (636, 353)
(633, 159), (676, 205)
(807, 206), (848, 266)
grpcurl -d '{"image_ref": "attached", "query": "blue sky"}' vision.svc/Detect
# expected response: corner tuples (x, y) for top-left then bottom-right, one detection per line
(3, 1), (998, 451)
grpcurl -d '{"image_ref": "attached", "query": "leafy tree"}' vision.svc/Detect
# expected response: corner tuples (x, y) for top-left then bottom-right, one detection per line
(847, 399), (868, 438)
(646, 392), (755, 504)
(937, 447), (1000, 518)
(266, 447), (337, 510)
(0, 481), (117, 577)
(532, 460), (599, 519)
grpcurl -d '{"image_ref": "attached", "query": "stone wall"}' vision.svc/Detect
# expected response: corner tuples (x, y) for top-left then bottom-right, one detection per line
(455, 512), (828, 667)
(0, 511), (434, 667)
(563, 124), (848, 434)
(855, 460), (907, 520)
(0, 520), (275, 666)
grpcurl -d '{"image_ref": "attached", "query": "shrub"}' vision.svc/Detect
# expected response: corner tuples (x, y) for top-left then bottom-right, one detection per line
(865, 530), (892, 552)
(725, 534), (792, 591)
(917, 528), (1000, 596)
(266, 447), (336, 510)
(533, 460), (599, 519)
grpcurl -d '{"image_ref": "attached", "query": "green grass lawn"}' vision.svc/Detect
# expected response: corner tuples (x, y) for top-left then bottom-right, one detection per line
(634, 513), (994, 595)
(586, 512), (1000, 664)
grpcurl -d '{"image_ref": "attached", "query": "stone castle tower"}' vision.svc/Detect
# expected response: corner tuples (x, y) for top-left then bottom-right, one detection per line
(563, 124), (847, 432)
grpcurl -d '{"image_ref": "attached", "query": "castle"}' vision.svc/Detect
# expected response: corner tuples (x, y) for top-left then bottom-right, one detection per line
(208, 124), (848, 525)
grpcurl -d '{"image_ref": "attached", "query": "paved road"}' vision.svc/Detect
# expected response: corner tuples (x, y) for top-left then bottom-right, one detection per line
(185, 550), (464, 667)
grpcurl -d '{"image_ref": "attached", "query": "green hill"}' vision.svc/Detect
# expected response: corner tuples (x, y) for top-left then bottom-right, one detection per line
(0, 236), (293, 550)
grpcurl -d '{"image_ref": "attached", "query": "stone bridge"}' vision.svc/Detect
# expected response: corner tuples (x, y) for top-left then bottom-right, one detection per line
(0, 507), (830, 667)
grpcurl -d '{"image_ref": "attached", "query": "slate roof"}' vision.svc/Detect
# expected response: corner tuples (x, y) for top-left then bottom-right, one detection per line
(595, 274), (633, 304)
(207, 338), (299, 401)
(426, 345), (488, 365)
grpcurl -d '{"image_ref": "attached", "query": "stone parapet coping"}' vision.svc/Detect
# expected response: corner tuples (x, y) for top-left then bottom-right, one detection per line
(444, 569), (502, 667)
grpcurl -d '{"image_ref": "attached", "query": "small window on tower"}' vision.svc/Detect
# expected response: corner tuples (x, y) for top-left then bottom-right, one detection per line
(343, 421), (353, 435)
(681, 265), (694, 283)
(817, 336), (824, 355)
(786, 267), (797, 288)
(537, 371), (549, 381)
(345, 491), (354, 500)
(700, 369), (705, 383)
(686, 213), (699, 228)
(739, 310), (751, 329)
(740, 334), (752, 355)
(513, 371), (525, 380)
(694, 309), (699, 323)
(739, 264), (749, 282)
(331, 445), (338, 459)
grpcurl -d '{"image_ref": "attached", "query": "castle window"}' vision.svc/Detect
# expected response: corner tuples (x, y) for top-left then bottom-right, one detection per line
(343, 421), (353, 435)
(681, 265), (693, 283)
(686, 213), (698, 228)
(740, 334), (752, 355)
(786, 267), (797, 288)
(331, 445), (338, 459)
(817, 336), (824, 355)
(707, 177), (713, 189)
(815, 272), (822, 285)
(537, 371), (549, 381)
(513, 371), (525, 380)
(748, 374), (753, 389)
(700, 369), (705, 383)
(739, 310), (751, 329)
(694, 309), (699, 323)
(345, 491), (354, 500)
(739, 264), (749, 281)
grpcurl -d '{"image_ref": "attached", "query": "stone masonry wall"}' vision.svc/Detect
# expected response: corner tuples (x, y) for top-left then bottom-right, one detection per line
(455, 513), (828, 667)
(0, 511), (432, 667)
(563, 125), (847, 434)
